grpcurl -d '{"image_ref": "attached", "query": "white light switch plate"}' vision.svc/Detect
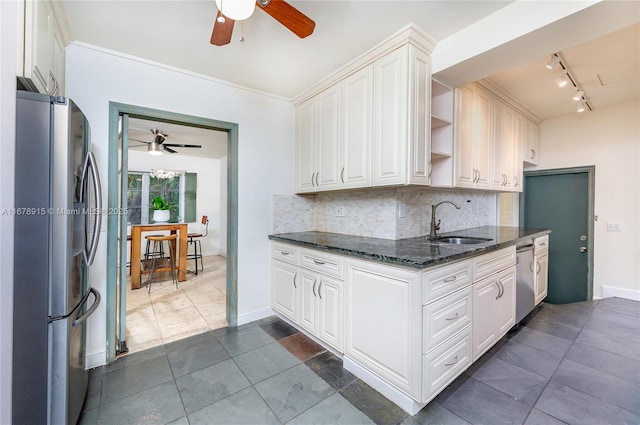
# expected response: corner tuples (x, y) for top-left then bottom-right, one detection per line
(606, 222), (621, 232)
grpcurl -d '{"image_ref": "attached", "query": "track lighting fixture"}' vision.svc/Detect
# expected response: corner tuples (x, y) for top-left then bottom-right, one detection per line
(545, 54), (560, 70)
(572, 90), (584, 101)
(546, 52), (592, 113)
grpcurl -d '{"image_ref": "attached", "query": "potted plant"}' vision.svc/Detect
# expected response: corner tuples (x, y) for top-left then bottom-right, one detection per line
(151, 196), (174, 222)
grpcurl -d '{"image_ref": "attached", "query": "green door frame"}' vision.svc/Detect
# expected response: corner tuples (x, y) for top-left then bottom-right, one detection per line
(520, 165), (595, 301)
(106, 102), (238, 362)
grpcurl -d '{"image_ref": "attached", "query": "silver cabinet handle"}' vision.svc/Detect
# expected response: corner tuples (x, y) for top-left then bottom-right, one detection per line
(579, 247), (587, 253)
(280, 251), (290, 256)
(443, 275), (457, 283)
(313, 259), (326, 265)
(315, 172), (319, 187)
(495, 280), (504, 299)
(445, 312), (459, 321)
(531, 148), (536, 160)
(474, 169), (478, 183)
(293, 272), (297, 288)
(312, 280), (317, 297)
(514, 176), (518, 187)
(476, 169), (480, 183)
(539, 242), (546, 247)
(318, 282), (323, 299)
(341, 167), (345, 184)
(445, 355), (459, 367)
(311, 172), (316, 187)
(536, 261), (541, 274)
(529, 262), (535, 273)
(428, 163), (432, 180)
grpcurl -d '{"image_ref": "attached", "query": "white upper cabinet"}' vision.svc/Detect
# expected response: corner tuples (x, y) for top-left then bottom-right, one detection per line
(491, 99), (519, 191)
(18, 0), (65, 95)
(454, 84), (492, 190)
(523, 119), (540, 165)
(341, 66), (373, 189)
(293, 26), (437, 194)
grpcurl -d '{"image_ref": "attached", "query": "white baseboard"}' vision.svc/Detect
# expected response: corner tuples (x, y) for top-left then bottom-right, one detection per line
(600, 285), (640, 301)
(237, 306), (274, 326)
(343, 356), (426, 416)
(86, 350), (107, 369)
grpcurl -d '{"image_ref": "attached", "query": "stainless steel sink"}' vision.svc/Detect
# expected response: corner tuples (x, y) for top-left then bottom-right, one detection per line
(431, 236), (492, 245)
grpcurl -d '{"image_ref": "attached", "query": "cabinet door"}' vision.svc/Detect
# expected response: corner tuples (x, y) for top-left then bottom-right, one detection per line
(299, 270), (319, 334)
(373, 46), (408, 186)
(472, 276), (497, 360)
(317, 85), (341, 190)
(345, 258), (421, 398)
(501, 106), (516, 191)
(341, 66), (373, 189)
(49, 15), (65, 96)
(24, 0), (51, 94)
(534, 252), (549, 305)
(408, 45), (431, 185)
(318, 276), (344, 351)
(495, 267), (516, 337)
(272, 260), (299, 322)
(454, 85), (475, 188)
(524, 120), (540, 165)
(513, 114), (526, 191)
(472, 87), (492, 189)
(490, 99), (506, 189)
(295, 99), (317, 193)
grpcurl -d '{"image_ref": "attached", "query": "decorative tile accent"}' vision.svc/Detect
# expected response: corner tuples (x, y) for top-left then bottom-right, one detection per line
(278, 332), (326, 361)
(272, 187), (496, 240)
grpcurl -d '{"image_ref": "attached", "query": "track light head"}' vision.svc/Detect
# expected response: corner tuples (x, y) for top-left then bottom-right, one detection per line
(545, 55), (560, 70)
(572, 90), (584, 101)
(577, 102), (587, 113)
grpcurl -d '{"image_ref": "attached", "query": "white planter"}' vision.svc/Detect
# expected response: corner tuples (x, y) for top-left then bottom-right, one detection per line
(153, 210), (170, 223)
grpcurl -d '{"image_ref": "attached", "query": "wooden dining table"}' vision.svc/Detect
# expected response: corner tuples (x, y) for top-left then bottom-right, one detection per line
(130, 223), (188, 289)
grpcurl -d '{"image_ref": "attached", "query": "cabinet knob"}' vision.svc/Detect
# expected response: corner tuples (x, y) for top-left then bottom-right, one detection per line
(579, 246), (587, 253)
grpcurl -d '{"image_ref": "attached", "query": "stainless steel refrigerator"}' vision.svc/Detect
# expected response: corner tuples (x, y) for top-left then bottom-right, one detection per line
(13, 91), (102, 425)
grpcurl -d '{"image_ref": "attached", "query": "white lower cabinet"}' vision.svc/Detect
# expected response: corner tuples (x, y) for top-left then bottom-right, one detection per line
(272, 259), (299, 323)
(271, 241), (518, 412)
(534, 235), (549, 305)
(345, 258), (422, 399)
(472, 265), (515, 360)
(300, 268), (344, 351)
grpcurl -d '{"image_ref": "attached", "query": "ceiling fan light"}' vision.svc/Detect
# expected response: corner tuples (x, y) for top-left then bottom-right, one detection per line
(215, 0), (256, 21)
(148, 142), (164, 156)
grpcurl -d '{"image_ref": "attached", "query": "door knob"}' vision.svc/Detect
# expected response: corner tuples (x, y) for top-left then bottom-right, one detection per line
(579, 247), (587, 253)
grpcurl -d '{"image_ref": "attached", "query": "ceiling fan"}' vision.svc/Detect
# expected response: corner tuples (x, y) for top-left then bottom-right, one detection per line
(130, 129), (202, 155)
(211, 0), (315, 46)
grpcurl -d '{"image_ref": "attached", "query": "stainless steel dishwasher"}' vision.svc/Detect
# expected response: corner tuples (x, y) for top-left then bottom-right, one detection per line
(515, 239), (535, 323)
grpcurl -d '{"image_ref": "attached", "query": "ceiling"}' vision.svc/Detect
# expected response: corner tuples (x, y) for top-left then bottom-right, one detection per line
(60, 1), (639, 124)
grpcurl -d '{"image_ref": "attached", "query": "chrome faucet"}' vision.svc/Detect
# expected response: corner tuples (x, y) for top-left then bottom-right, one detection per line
(429, 201), (461, 240)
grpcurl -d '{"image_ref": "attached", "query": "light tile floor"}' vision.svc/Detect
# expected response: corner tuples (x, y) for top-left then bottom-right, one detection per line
(80, 297), (640, 425)
(125, 255), (228, 353)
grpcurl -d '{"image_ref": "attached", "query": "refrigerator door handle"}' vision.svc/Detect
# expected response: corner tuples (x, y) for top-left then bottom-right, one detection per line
(80, 152), (102, 265)
(72, 288), (101, 328)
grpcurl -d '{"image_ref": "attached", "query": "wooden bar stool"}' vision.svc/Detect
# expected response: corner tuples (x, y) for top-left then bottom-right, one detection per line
(144, 234), (178, 293)
(144, 234), (165, 259)
(187, 215), (209, 275)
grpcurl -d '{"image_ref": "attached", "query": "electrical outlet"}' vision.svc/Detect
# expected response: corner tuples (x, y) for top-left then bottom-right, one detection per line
(335, 206), (345, 217)
(606, 222), (621, 232)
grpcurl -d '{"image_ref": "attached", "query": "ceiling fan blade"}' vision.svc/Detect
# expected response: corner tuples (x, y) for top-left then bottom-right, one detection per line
(164, 143), (202, 148)
(259, 0), (315, 39)
(210, 10), (235, 46)
(129, 137), (150, 144)
(164, 146), (178, 154)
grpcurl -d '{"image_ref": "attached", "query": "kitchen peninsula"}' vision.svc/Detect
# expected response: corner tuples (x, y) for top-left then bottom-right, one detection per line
(269, 226), (550, 414)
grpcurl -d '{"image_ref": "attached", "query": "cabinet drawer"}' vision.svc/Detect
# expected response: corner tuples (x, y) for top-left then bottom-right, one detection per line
(422, 259), (472, 304)
(422, 326), (472, 401)
(300, 248), (345, 279)
(535, 235), (549, 254)
(272, 242), (299, 265)
(423, 287), (472, 353)
(473, 246), (515, 282)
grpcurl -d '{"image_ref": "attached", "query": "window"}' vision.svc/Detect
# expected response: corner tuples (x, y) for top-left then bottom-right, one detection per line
(126, 171), (197, 224)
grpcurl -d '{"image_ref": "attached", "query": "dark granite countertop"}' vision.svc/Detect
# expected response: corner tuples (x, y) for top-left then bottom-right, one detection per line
(268, 226), (551, 269)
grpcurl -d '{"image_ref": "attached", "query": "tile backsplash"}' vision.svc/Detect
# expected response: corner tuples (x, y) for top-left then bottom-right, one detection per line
(273, 187), (497, 240)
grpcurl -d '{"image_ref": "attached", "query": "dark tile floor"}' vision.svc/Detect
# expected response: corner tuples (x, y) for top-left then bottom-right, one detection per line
(79, 297), (640, 425)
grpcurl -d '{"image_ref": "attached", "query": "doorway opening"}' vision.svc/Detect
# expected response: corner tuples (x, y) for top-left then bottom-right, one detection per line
(106, 103), (238, 362)
(521, 166), (595, 303)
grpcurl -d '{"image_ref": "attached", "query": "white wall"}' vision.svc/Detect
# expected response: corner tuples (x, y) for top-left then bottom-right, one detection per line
(65, 43), (294, 366)
(532, 100), (640, 300)
(128, 150), (224, 256)
(0, 1), (17, 422)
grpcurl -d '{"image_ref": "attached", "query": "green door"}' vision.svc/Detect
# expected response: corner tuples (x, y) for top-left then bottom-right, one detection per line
(523, 169), (593, 303)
